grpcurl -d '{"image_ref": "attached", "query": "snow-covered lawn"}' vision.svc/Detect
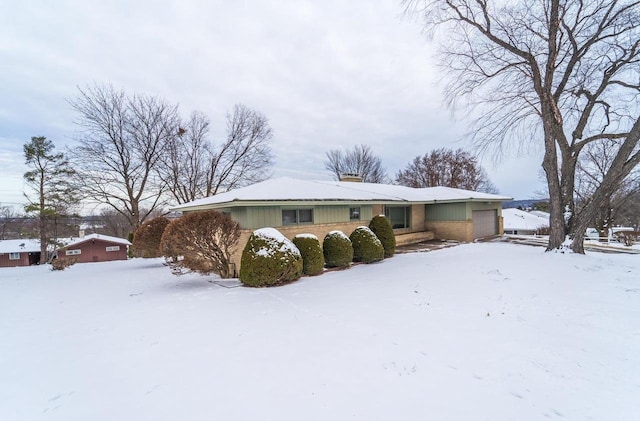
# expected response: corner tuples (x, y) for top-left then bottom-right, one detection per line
(1, 242), (638, 420)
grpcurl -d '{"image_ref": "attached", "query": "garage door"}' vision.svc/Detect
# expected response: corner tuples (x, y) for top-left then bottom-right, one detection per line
(472, 210), (498, 239)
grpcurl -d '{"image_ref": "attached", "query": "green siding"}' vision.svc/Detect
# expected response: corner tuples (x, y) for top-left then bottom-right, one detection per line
(229, 207), (248, 227)
(235, 204), (375, 229)
(312, 205), (346, 224)
(425, 203), (467, 221)
(468, 202), (502, 216)
(244, 206), (281, 229)
(360, 206), (373, 221)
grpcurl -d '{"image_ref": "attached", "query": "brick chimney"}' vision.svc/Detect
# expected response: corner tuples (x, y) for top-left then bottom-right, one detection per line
(339, 173), (363, 182)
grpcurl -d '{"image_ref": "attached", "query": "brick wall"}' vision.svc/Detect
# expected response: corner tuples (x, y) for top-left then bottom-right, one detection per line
(395, 231), (435, 245)
(426, 216), (504, 242)
(425, 220), (474, 242)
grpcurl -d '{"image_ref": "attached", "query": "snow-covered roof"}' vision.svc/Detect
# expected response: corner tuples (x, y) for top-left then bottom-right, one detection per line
(172, 177), (512, 211)
(503, 208), (549, 231)
(62, 233), (132, 248)
(0, 239), (41, 254)
(529, 210), (551, 219)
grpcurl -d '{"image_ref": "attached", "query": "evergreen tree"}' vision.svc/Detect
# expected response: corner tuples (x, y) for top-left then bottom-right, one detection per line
(24, 136), (77, 263)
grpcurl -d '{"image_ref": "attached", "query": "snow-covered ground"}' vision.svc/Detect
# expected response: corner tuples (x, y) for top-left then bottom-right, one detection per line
(1, 242), (639, 420)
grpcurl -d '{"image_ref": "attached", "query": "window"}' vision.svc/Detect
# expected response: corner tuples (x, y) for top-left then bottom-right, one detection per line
(9, 252), (20, 260)
(106, 246), (120, 252)
(385, 206), (411, 229)
(282, 208), (314, 225)
(66, 249), (81, 256)
(349, 207), (360, 221)
(298, 209), (313, 223)
(282, 210), (297, 225)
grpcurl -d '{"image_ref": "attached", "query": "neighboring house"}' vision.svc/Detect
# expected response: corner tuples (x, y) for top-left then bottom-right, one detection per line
(172, 177), (512, 274)
(57, 233), (131, 263)
(502, 208), (549, 235)
(0, 239), (41, 268)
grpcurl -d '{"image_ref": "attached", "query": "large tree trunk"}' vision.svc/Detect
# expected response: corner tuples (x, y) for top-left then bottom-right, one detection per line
(540, 98), (566, 251)
(544, 158), (566, 250)
(39, 172), (47, 264)
(39, 215), (47, 264)
(559, 153), (578, 234)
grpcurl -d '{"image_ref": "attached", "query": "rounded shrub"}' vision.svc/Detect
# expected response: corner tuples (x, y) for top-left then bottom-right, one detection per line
(292, 234), (324, 276)
(323, 230), (353, 268)
(350, 226), (384, 263)
(133, 216), (170, 258)
(159, 210), (240, 278)
(369, 215), (396, 257)
(240, 228), (303, 287)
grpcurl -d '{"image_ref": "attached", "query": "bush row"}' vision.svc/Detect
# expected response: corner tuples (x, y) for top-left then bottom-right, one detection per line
(239, 216), (395, 287)
(131, 210), (396, 288)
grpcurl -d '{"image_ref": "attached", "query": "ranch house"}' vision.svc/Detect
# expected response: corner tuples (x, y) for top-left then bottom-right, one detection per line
(172, 177), (512, 275)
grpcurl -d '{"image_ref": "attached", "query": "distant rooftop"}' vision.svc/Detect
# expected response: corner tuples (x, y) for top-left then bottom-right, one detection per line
(0, 239), (41, 254)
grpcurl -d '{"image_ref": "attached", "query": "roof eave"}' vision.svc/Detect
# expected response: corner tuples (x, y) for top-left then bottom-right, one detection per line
(172, 198), (410, 212)
(172, 196), (512, 212)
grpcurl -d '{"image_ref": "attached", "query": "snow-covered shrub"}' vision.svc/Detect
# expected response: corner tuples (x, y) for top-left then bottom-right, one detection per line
(292, 234), (324, 276)
(369, 215), (396, 257)
(350, 226), (384, 263)
(160, 210), (240, 279)
(239, 228), (303, 287)
(323, 230), (353, 268)
(132, 216), (170, 258)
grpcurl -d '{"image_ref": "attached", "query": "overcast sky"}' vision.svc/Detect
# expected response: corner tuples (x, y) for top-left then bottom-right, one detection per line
(0, 0), (543, 211)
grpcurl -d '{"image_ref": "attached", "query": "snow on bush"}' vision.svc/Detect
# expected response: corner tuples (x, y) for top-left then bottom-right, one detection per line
(292, 233), (324, 276)
(323, 230), (353, 268)
(240, 228), (303, 287)
(350, 226), (384, 263)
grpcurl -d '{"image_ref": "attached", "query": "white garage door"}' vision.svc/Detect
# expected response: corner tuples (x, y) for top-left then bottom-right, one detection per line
(472, 210), (498, 239)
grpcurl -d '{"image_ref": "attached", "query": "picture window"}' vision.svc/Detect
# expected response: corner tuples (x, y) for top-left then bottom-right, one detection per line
(282, 209), (314, 225)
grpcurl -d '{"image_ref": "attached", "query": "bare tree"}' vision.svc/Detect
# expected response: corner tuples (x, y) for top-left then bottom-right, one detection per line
(324, 144), (388, 183)
(575, 138), (640, 238)
(396, 148), (498, 192)
(616, 186), (640, 231)
(158, 111), (211, 204)
(206, 104), (274, 196)
(93, 208), (138, 239)
(0, 206), (24, 240)
(24, 136), (77, 263)
(69, 84), (179, 233)
(159, 104), (274, 204)
(404, 0), (640, 253)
